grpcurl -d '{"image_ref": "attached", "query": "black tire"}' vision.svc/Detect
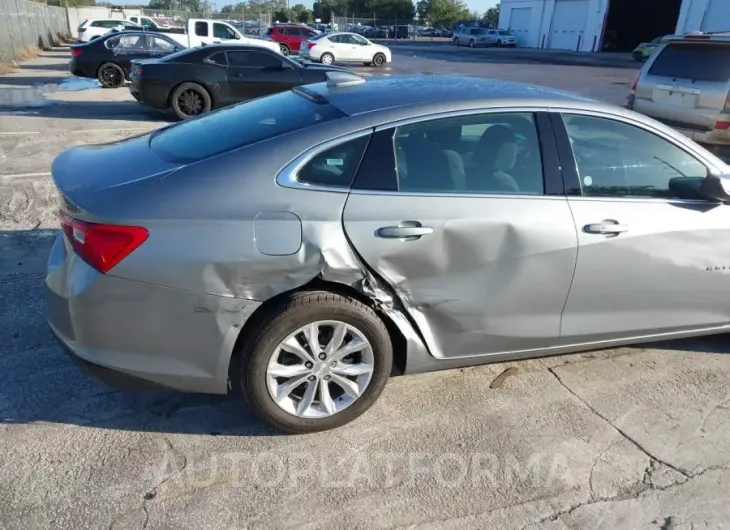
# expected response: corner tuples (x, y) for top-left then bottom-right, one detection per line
(454, 38), (460, 46)
(97, 62), (125, 88)
(238, 291), (393, 434)
(170, 82), (211, 120)
(496, 39), (502, 47)
(372, 52), (386, 67)
(279, 43), (290, 56)
(320, 52), (334, 65)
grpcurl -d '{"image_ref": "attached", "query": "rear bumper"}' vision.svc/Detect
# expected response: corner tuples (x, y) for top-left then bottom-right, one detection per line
(46, 233), (262, 395)
(129, 81), (170, 110)
(68, 59), (95, 79)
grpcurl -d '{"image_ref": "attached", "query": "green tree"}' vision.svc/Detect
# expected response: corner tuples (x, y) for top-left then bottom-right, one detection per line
(291, 4), (313, 23)
(420, 0), (468, 28)
(483, 5), (499, 27)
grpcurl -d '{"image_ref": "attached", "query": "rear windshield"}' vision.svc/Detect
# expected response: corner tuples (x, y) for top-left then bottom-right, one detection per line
(149, 90), (347, 163)
(310, 32), (328, 40)
(498, 30), (511, 36)
(649, 42), (730, 82)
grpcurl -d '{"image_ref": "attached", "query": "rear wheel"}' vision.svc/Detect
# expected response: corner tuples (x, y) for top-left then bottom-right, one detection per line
(279, 43), (290, 55)
(238, 291), (393, 434)
(372, 52), (386, 67)
(496, 39), (502, 47)
(170, 82), (211, 120)
(97, 62), (125, 88)
(320, 52), (334, 65)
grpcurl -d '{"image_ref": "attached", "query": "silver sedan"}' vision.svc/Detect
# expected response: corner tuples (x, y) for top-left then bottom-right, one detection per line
(47, 72), (730, 433)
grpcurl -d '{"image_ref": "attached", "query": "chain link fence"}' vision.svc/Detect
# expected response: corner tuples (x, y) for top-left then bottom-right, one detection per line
(0, 0), (70, 63)
(139, 9), (272, 37)
(331, 16), (418, 39)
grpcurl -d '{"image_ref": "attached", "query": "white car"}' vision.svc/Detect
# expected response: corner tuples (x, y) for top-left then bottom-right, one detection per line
(299, 31), (391, 67)
(77, 19), (142, 43)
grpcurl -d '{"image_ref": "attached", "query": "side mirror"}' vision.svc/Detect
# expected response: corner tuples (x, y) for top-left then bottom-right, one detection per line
(699, 173), (730, 202)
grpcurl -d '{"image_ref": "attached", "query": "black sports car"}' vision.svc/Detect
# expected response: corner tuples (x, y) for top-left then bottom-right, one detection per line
(69, 31), (185, 88)
(128, 43), (357, 120)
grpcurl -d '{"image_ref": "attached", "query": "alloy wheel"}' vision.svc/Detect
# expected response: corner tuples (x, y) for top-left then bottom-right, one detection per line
(101, 65), (123, 87)
(280, 44), (289, 55)
(266, 320), (375, 418)
(177, 89), (203, 117)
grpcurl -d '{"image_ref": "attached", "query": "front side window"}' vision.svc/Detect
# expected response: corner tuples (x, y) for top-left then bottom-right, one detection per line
(394, 112), (544, 195)
(213, 23), (236, 39)
(149, 90), (347, 163)
(140, 17), (155, 28)
(195, 21), (208, 36)
(297, 135), (370, 187)
(351, 34), (369, 45)
(561, 114), (708, 198)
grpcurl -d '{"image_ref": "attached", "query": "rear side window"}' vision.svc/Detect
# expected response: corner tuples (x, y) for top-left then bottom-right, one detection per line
(649, 43), (730, 82)
(195, 21), (208, 36)
(149, 90), (347, 163)
(297, 135), (370, 188)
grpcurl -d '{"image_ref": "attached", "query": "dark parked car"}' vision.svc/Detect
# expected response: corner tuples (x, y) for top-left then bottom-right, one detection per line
(128, 43), (356, 120)
(69, 31), (185, 88)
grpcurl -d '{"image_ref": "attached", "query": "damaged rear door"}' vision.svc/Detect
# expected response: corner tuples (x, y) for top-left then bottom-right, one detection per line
(342, 111), (579, 359)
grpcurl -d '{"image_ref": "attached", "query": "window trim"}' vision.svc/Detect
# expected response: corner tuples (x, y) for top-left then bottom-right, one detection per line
(276, 129), (374, 193)
(548, 109), (717, 203)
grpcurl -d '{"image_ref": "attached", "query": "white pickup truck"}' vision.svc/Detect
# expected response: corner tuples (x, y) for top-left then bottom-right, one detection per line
(122, 18), (281, 53)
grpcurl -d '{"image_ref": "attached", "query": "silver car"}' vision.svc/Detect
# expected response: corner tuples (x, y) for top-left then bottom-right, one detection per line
(47, 72), (730, 434)
(628, 32), (730, 156)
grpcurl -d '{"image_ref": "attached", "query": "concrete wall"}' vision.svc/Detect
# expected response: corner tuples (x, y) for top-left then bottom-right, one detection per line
(66, 6), (143, 38)
(498, 0), (610, 52)
(675, 0), (730, 33)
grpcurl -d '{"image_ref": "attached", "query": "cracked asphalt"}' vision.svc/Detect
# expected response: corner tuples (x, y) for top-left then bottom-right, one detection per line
(0, 50), (728, 529)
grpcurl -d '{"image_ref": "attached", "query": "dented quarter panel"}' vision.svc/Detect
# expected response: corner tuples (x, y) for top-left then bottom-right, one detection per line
(342, 193), (579, 359)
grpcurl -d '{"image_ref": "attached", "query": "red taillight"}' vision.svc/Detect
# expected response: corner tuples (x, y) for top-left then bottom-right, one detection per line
(715, 121), (730, 130)
(308, 41), (317, 49)
(59, 211), (149, 274)
(71, 48), (83, 57)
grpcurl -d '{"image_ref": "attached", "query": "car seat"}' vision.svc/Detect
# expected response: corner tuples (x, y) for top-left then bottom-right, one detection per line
(466, 125), (520, 193)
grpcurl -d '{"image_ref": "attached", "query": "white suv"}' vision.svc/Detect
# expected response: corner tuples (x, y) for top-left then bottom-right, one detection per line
(77, 19), (142, 43)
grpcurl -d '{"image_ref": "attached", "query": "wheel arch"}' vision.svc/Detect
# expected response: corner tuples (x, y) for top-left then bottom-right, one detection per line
(227, 278), (408, 394)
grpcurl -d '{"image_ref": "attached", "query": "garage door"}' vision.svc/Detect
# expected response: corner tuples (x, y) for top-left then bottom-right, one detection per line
(508, 7), (532, 47)
(548, 0), (589, 50)
(701, 0), (730, 32)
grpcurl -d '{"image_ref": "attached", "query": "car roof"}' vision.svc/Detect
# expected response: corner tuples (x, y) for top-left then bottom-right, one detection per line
(305, 74), (597, 116)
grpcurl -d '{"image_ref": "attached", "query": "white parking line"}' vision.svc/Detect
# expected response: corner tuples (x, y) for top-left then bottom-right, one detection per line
(0, 172), (52, 180)
(0, 131), (41, 136)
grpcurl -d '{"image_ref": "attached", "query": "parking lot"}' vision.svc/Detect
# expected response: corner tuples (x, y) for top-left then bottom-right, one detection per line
(1, 46), (729, 529)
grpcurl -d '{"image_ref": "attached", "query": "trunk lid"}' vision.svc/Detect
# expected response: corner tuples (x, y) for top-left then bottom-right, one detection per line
(52, 131), (183, 215)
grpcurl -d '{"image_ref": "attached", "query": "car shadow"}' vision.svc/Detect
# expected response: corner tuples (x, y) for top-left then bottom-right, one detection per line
(17, 62), (71, 72)
(1, 228), (728, 438)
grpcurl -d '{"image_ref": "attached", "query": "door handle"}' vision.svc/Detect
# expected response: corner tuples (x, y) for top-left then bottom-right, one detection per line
(584, 219), (629, 234)
(376, 221), (433, 240)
